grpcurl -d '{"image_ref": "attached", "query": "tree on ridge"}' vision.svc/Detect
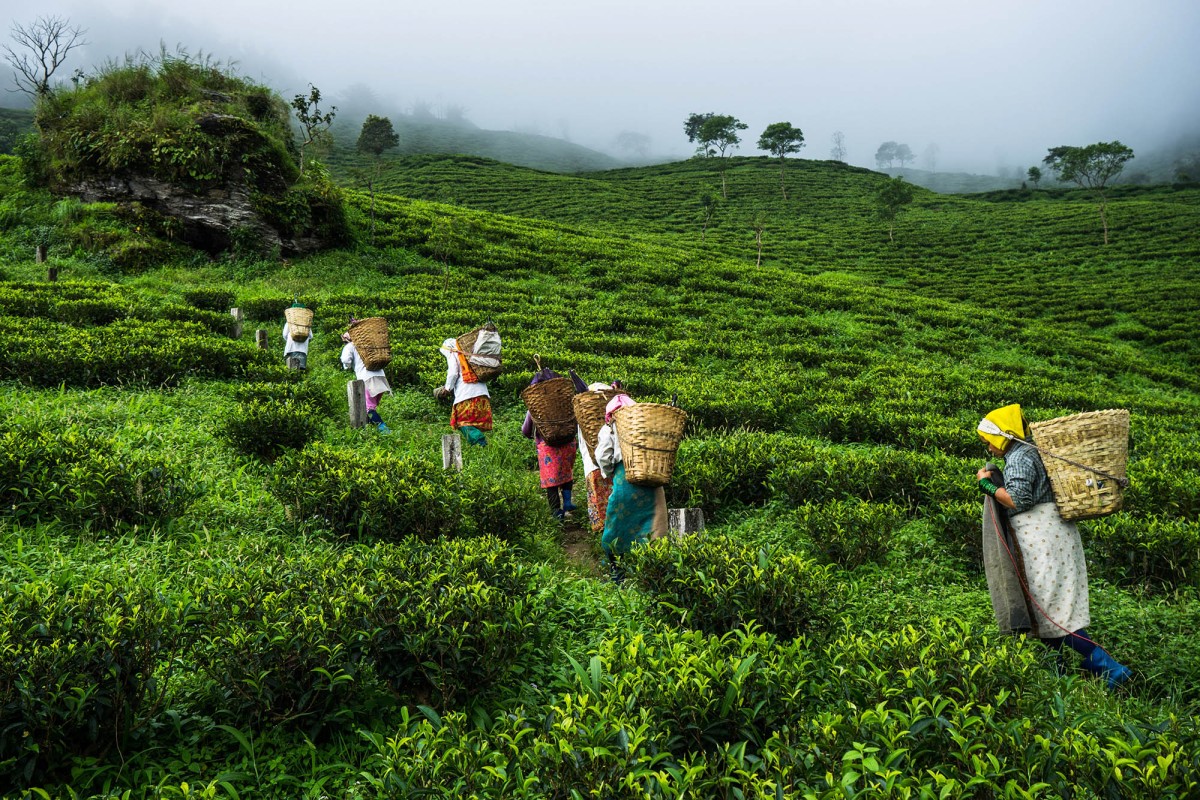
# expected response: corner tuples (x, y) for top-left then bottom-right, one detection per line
(1043, 141), (1134, 244)
(757, 121), (805, 200)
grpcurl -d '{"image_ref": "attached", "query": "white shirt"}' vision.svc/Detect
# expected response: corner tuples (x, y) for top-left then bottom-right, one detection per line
(340, 342), (388, 381)
(578, 425), (599, 477)
(595, 423), (622, 479)
(282, 323), (312, 355)
(441, 339), (490, 405)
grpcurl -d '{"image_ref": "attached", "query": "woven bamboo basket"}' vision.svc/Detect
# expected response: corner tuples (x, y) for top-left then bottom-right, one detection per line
(284, 307), (313, 342)
(456, 322), (502, 383)
(520, 377), (577, 446)
(573, 388), (624, 458)
(1028, 409), (1130, 521)
(348, 317), (391, 371)
(614, 403), (687, 487)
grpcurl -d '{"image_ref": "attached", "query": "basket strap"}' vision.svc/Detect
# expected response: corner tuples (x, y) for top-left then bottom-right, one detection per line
(1006, 434), (1130, 488)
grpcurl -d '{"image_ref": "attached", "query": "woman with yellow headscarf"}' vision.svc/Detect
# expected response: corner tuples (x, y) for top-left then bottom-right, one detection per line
(975, 404), (1130, 690)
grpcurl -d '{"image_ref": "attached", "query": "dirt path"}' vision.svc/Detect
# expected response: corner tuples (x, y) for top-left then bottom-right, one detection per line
(560, 514), (604, 578)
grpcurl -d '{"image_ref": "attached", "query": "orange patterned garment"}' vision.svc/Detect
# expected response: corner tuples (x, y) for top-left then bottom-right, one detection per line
(450, 396), (493, 431)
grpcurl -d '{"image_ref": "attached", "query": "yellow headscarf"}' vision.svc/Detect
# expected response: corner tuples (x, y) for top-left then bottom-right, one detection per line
(976, 404), (1029, 453)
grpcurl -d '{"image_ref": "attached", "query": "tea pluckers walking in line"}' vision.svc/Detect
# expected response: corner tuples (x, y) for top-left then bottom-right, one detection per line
(521, 366), (580, 522)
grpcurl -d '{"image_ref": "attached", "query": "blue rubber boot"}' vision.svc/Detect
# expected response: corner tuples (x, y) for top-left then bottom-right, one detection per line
(562, 487), (577, 513)
(1082, 647), (1131, 690)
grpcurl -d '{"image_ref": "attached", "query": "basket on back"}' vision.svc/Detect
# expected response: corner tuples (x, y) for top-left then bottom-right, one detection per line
(284, 307), (314, 342)
(1029, 409), (1130, 521)
(573, 388), (623, 459)
(520, 377), (577, 446)
(614, 403), (687, 487)
(348, 317), (391, 371)
(456, 323), (503, 383)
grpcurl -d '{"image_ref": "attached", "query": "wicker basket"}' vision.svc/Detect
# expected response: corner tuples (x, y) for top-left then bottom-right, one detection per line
(456, 323), (502, 383)
(284, 307), (313, 342)
(348, 317), (391, 371)
(573, 388), (623, 458)
(520, 377), (577, 446)
(1029, 409), (1130, 521)
(614, 403), (687, 487)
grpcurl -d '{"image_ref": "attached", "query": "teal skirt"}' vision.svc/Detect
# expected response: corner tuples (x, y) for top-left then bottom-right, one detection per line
(601, 462), (658, 557)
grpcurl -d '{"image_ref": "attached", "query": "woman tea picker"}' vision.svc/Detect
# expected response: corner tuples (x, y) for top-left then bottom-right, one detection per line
(975, 403), (1131, 689)
(340, 324), (392, 435)
(521, 366), (580, 522)
(436, 338), (492, 446)
(595, 393), (667, 584)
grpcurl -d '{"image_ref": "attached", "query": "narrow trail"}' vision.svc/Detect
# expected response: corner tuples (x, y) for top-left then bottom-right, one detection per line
(560, 513), (604, 578)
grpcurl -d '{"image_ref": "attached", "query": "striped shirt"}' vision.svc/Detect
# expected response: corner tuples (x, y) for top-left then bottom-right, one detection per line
(1003, 441), (1056, 515)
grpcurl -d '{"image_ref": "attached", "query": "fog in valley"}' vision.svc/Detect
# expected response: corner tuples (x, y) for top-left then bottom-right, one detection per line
(4, 0), (1199, 177)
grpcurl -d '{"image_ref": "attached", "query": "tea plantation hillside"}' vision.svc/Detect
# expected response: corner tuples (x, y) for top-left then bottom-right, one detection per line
(341, 153), (1200, 374)
(2, 148), (1200, 797)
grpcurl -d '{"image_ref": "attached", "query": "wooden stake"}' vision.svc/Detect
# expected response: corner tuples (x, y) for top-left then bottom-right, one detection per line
(347, 380), (367, 428)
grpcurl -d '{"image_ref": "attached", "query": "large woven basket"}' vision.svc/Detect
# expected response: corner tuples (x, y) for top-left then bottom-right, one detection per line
(456, 323), (502, 383)
(1029, 409), (1130, 521)
(348, 317), (391, 371)
(573, 388), (623, 458)
(614, 403), (687, 487)
(284, 307), (313, 342)
(520, 377), (577, 446)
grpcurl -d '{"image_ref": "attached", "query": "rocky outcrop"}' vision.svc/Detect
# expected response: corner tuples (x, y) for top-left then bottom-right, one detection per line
(68, 174), (319, 256)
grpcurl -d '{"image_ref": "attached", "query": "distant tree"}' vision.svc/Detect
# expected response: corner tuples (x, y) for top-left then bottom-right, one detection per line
(695, 114), (747, 199)
(875, 141), (898, 170)
(830, 131), (847, 162)
(614, 130), (651, 161)
(683, 112), (715, 147)
(698, 187), (721, 242)
(875, 176), (915, 243)
(1042, 141), (1134, 244)
(3, 15), (87, 98)
(895, 143), (915, 169)
(1026, 165), (1042, 189)
(356, 114), (399, 243)
(1174, 153), (1199, 183)
(757, 121), (805, 200)
(922, 143), (940, 172)
(291, 84), (336, 176)
(443, 104), (471, 126)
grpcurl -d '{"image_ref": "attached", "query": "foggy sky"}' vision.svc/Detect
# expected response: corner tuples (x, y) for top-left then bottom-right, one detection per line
(5, 0), (1200, 174)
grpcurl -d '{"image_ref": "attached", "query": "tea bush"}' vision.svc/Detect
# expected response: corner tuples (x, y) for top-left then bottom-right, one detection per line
(796, 498), (907, 568)
(0, 578), (187, 785)
(221, 399), (320, 461)
(271, 443), (544, 543)
(631, 537), (842, 639)
(1086, 514), (1200, 590)
(182, 287), (235, 312)
(0, 421), (191, 528)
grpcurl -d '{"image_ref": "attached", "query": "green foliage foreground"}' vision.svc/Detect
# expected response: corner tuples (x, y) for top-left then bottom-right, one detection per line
(0, 149), (1199, 797)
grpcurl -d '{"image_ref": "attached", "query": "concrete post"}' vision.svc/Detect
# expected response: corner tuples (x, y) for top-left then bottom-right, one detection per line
(442, 433), (463, 471)
(47, 266), (58, 282)
(229, 307), (244, 339)
(35, 245), (47, 263)
(347, 380), (367, 428)
(286, 355), (303, 371)
(255, 329), (268, 350)
(668, 508), (706, 541)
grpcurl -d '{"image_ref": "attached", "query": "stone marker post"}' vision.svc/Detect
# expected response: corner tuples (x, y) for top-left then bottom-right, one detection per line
(255, 329), (268, 350)
(36, 245), (47, 263)
(47, 267), (58, 282)
(668, 508), (706, 542)
(442, 433), (463, 471)
(229, 307), (243, 339)
(347, 380), (367, 428)
(286, 355), (303, 371)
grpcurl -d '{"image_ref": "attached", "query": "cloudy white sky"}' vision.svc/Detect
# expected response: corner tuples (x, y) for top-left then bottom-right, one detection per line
(4, 0), (1199, 173)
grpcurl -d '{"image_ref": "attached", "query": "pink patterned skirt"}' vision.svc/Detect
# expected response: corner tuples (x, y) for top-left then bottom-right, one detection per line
(536, 439), (577, 488)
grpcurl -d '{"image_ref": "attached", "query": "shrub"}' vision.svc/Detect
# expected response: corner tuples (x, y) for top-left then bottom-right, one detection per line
(182, 288), (235, 312)
(221, 400), (320, 461)
(1086, 514), (1200, 591)
(631, 537), (843, 639)
(0, 579), (185, 785)
(797, 499), (907, 568)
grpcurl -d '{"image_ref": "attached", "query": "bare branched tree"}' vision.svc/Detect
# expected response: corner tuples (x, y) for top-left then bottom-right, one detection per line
(3, 15), (87, 98)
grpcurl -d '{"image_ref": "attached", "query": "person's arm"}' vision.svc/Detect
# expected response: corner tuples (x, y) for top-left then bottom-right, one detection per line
(595, 424), (619, 478)
(521, 411), (535, 439)
(976, 465), (1015, 510)
(282, 323), (290, 342)
(340, 343), (355, 370)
